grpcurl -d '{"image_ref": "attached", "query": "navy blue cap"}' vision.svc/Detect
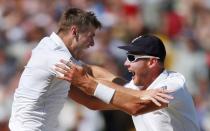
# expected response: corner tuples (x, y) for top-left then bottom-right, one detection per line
(119, 34), (166, 62)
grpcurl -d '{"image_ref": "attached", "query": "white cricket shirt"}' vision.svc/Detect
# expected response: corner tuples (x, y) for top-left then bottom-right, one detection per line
(9, 32), (74, 131)
(125, 70), (200, 131)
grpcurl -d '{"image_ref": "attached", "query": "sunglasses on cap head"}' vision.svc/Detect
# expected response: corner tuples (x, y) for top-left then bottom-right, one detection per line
(127, 54), (160, 62)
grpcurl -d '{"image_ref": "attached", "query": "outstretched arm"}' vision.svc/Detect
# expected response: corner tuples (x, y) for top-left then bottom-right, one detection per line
(69, 83), (169, 115)
(80, 63), (128, 85)
(55, 60), (173, 115)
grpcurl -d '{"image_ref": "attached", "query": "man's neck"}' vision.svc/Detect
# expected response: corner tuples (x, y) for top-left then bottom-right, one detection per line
(57, 32), (79, 59)
(142, 68), (164, 90)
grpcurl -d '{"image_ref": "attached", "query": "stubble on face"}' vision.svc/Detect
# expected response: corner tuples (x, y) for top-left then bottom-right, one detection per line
(72, 29), (96, 59)
(133, 62), (149, 87)
(77, 28), (96, 49)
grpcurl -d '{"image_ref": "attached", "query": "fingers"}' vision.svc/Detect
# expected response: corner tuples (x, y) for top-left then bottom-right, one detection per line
(140, 95), (162, 106)
(157, 92), (174, 100)
(54, 60), (77, 74)
(57, 75), (72, 82)
(140, 88), (174, 107)
(60, 59), (84, 71)
(150, 97), (161, 107)
(54, 65), (74, 82)
(156, 88), (174, 100)
(154, 95), (170, 104)
(154, 88), (174, 104)
(140, 94), (168, 106)
(55, 64), (70, 73)
(52, 65), (64, 77)
(157, 88), (174, 94)
(60, 59), (70, 65)
(162, 89), (174, 93)
(54, 62), (74, 82)
(54, 65), (68, 75)
(60, 59), (76, 69)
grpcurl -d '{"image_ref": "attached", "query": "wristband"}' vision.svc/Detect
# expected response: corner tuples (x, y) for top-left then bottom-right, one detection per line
(94, 83), (116, 104)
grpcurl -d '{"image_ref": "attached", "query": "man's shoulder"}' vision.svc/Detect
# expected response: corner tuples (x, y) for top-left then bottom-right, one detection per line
(166, 70), (185, 85)
(33, 35), (70, 58)
(27, 36), (71, 70)
(34, 36), (58, 51)
(152, 70), (186, 93)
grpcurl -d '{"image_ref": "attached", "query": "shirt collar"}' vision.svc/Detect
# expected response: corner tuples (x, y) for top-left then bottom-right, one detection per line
(147, 70), (169, 90)
(50, 32), (68, 49)
(50, 32), (83, 64)
(50, 32), (72, 56)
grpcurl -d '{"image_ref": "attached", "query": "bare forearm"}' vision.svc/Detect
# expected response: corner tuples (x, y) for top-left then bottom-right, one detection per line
(75, 78), (167, 115)
(69, 86), (117, 110)
(97, 79), (149, 114)
(74, 77), (154, 114)
(70, 82), (145, 114)
(87, 65), (127, 85)
(97, 79), (143, 97)
(110, 88), (167, 115)
(88, 65), (116, 81)
(77, 75), (140, 97)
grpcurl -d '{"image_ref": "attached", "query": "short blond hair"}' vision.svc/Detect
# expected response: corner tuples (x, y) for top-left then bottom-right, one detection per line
(58, 8), (102, 33)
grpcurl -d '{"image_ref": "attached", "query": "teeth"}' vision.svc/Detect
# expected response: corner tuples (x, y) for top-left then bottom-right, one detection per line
(129, 71), (135, 76)
(128, 70), (135, 77)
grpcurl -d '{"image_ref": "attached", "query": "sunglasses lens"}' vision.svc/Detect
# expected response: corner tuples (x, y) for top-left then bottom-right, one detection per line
(127, 55), (135, 62)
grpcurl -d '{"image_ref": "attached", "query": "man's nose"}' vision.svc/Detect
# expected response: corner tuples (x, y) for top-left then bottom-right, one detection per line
(124, 59), (130, 68)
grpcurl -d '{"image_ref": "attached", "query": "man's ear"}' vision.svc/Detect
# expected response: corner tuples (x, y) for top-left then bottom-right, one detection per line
(148, 58), (158, 68)
(70, 26), (79, 40)
(69, 26), (76, 35)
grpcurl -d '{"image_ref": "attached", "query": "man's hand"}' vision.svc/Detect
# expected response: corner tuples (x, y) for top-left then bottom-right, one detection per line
(54, 59), (84, 83)
(139, 88), (174, 107)
(54, 59), (97, 95)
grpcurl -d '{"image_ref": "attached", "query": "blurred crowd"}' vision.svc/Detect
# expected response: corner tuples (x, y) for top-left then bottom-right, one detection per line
(0, 0), (210, 131)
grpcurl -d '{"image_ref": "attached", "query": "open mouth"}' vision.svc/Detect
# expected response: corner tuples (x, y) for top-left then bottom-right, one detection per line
(129, 70), (135, 78)
(86, 44), (92, 48)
